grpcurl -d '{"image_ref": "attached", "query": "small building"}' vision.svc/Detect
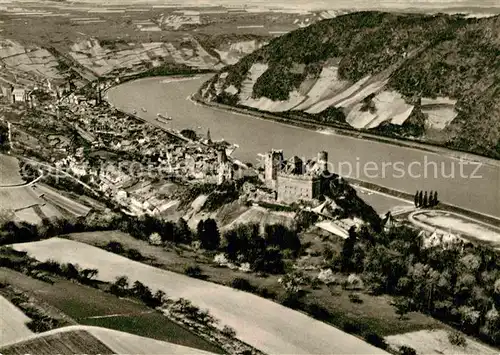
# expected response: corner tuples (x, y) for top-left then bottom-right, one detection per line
(0, 84), (13, 102)
(12, 88), (27, 103)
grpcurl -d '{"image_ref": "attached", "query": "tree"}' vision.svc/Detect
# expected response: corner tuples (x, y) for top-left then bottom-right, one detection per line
(153, 289), (167, 306)
(482, 305), (500, 343)
(222, 325), (237, 338)
(414, 191), (419, 207)
(180, 129), (197, 141)
(418, 191), (423, 208)
(131, 280), (148, 297)
(340, 227), (357, 273)
(80, 268), (98, 281)
(110, 275), (129, 296)
(198, 218), (220, 250)
(393, 297), (412, 320)
(223, 229), (240, 261)
(264, 224), (301, 255)
(433, 191), (439, 206)
(175, 218), (191, 243)
(196, 220), (204, 240)
(61, 263), (80, 280)
(458, 305), (481, 332)
(223, 223), (259, 261)
(423, 191), (428, 208)
(149, 232), (162, 246)
(252, 246), (284, 274)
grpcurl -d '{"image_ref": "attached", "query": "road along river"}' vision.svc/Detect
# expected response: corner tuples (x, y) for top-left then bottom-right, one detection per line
(107, 75), (500, 218)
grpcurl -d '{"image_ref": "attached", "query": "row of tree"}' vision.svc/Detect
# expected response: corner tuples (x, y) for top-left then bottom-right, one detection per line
(222, 223), (301, 274)
(0, 122), (10, 152)
(193, 220), (301, 275)
(414, 190), (439, 208)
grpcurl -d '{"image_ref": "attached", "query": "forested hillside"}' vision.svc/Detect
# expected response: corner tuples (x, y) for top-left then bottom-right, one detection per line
(200, 12), (500, 159)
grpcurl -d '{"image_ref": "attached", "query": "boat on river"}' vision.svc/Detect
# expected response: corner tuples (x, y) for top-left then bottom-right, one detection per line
(157, 112), (172, 123)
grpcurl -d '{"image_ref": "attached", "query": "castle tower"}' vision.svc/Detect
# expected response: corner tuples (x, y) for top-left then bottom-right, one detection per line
(207, 129), (212, 144)
(264, 149), (283, 189)
(317, 151), (328, 174)
(217, 148), (227, 164)
(217, 148), (231, 185)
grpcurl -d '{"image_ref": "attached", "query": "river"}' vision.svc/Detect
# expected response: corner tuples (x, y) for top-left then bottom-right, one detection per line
(107, 75), (500, 218)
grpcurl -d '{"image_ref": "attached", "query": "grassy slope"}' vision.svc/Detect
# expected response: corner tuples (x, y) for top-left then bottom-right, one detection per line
(206, 12), (500, 159)
(0, 268), (223, 354)
(66, 230), (444, 337)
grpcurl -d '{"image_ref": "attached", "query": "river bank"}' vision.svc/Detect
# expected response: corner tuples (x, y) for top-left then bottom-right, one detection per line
(190, 94), (500, 225)
(192, 93), (500, 169)
(106, 76), (500, 218)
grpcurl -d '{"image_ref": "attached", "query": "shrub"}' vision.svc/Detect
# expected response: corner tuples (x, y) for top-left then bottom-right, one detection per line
(342, 320), (364, 335)
(33, 272), (55, 285)
(345, 274), (364, 290)
(149, 232), (162, 246)
(222, 325), (237, 338)
(348, 293), (363, 304)
(105, 241), (124, 254)
(306, 302), (332, 321)
(257, 286), (277, 299)
(36, 259), (62, 274)
(448, 331), (467, 347)
(365, 332), (388, 349)
(399, 345), (417, 355)
(231, 277), (256, 292)
(279, 291), (304, 310)
(184, 265), (205, 279)
(26, 317), (59, 333)
(317, 269), (336, 285)
(213, 253), (229, 266)
(126, 248), (146, 261)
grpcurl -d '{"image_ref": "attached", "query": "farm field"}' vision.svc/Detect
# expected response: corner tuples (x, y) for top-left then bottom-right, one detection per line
(12, 237), (404, 354)
(0, 268), (222, 354)
(0, 155), (62, 223)
(33, 184), (91, 217)
(0, 326), (216, 355)
(66, 231), (281, 288)
(0, 186), (62, 224)
(0, 155), (23, 186)
(66, 230), (445, 336)
(385, 329), (498, 355)
(0, 295), (33, 346)
(0, 329), (113, 355)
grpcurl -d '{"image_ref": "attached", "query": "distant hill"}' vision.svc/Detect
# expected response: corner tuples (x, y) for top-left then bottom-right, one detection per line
(199, 12), (500, 159)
